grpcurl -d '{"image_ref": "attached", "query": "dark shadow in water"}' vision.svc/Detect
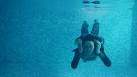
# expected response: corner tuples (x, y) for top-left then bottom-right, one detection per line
(130, 0), (137, 67)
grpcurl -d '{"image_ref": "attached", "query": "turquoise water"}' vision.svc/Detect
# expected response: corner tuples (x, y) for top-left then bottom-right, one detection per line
(0, 0), (137, 77)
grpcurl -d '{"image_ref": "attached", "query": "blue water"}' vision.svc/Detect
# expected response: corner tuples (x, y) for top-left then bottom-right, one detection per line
(0, 0), (137, 77)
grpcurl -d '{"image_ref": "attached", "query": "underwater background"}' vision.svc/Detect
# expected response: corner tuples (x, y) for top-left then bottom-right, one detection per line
(0, 0), (137, 77)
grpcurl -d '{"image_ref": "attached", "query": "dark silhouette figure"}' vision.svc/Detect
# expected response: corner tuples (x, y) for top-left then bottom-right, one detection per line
(71, 20), (111, 69)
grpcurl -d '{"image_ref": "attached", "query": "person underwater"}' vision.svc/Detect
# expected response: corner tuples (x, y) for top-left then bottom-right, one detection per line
(71, 20), (112, 69)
